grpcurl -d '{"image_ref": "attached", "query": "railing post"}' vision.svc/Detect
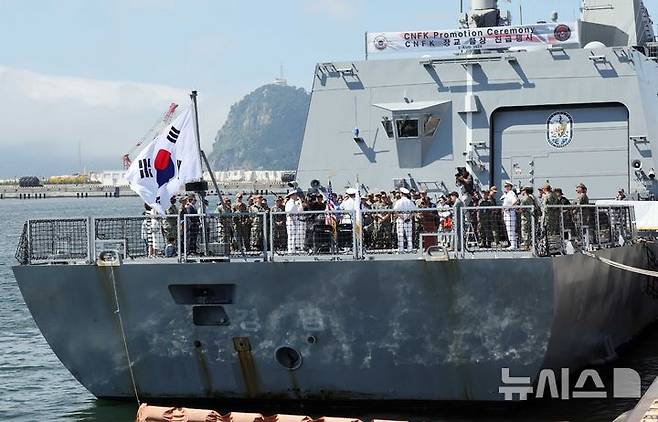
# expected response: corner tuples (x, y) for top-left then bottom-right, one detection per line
(530, 205), (538, 255)
(595, 206), (601, 249)
(261, 211), (267, 261)
(87, 216), (95, 264)
(559, 206), (565, 255)
(352, 210), (358, 260)
(177, 213), (182, 262)
(183, 215), (188, 263)
(269, 211), (275, 261)
(458, 206), (464, 257)
(26, 219), (31, 264)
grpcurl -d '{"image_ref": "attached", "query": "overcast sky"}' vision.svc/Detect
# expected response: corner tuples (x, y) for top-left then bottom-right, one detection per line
(0, 0), (655, 177)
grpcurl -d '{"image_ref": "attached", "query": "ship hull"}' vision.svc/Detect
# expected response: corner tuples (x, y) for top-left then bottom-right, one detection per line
(12, 243), (658, 402)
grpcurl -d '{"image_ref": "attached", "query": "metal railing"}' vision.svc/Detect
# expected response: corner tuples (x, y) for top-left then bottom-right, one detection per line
(269, 210), (356, 259)
(95, 215), (179, 260)
(360, 208), (457, 256)
(458, 205), (536, 255)
(183, 213), (268, 261)
(14, 204), (638, 265)
(18, 218), (90, 264)
(540, 204), (636, 255)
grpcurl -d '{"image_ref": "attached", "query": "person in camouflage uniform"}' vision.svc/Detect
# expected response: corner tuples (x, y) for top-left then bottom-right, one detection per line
(249, 195), (268, 251)
(162, 196), (178, 245)
(216, 197), (234, 251)
(574, 183), (593, 244)
(477, 190), (495, 248)
(554, 188), (574, 238)
(232, 193), (251, 251)
(519, 187), (538, 250)
(489, 186), (503, 246)
(541, 184), (561, 240)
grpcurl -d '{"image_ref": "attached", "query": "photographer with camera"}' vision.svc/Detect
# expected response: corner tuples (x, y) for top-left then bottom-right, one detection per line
(455, 167), (475, 197)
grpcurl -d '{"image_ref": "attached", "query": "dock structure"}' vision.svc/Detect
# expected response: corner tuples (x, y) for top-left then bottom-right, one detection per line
(135, 404), (407, 422)
(0, 185), (131, 199)
(616, 377), (658, 421)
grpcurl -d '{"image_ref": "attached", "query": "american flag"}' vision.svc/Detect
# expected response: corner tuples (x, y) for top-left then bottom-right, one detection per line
(324, 181), (337, 238)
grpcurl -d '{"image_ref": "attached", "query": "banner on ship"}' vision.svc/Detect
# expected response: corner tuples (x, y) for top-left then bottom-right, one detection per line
(366, 22), (579, 55)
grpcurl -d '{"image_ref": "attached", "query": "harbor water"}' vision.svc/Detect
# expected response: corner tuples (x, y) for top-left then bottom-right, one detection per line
(2, 197), (658, 421)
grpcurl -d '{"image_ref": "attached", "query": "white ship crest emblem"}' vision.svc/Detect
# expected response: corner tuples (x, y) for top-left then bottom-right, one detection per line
(373, 35), (388, 50)
(547, 111), (573, 148)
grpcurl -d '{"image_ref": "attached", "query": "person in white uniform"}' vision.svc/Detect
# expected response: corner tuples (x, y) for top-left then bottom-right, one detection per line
(501, 181), (519, 250)
(339, 188), (358, 224)
(393, 187), (416, 252)
(285, 190), (304, 253)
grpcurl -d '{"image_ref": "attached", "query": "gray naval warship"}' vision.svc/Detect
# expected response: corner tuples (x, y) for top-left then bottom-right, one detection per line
(12, 0), (658, 403)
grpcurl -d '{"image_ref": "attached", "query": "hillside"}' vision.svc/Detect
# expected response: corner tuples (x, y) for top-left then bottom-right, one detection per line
(209, 84), (310, 171)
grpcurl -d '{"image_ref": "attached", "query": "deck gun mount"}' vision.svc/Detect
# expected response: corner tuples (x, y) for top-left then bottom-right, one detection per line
(462, 0), (511, 28)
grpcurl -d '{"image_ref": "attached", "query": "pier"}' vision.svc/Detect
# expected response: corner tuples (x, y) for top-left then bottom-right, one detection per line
(0, 185), (134, 199)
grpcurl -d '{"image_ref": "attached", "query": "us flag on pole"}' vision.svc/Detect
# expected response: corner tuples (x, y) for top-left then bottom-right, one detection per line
(324, 182), (337, 239)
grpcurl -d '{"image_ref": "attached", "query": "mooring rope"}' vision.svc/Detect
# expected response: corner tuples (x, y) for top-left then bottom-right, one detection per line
(582, 249), (658, 278)
(109, 266), (141, 405)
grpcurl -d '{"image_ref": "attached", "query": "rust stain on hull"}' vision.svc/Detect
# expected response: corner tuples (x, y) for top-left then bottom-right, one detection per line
(194, 340), (213, 396)
(233, 337), (261, 398)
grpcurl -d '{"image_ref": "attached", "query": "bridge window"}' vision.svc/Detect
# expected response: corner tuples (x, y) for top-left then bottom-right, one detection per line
(423, 116), (441, 137)
(381, 118), (394, 138)
(396, 119), (419, 138)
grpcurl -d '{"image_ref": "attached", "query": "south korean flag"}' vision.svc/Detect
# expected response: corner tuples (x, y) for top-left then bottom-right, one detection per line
(125, 105), (202, 214)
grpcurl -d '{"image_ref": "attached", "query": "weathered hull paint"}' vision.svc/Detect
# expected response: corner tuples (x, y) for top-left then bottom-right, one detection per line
(12, 243), (658, 402)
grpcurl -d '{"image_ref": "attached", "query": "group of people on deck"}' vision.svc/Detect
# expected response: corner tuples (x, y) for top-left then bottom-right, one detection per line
(139, 168), (629, 256)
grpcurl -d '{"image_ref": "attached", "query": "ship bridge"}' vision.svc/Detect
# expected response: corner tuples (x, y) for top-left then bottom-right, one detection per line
(296, 0), (658, 201)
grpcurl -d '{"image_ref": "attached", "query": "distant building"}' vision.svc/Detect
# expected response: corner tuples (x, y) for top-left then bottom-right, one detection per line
(89, 171), (128, 187)
(88, 169), (291, 188)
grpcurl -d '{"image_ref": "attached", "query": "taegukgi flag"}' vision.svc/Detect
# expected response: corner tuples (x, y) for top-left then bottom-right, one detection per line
(125, 105), (202, 214)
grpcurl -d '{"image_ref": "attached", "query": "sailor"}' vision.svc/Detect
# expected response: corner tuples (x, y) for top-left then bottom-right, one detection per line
(271, 196), (287, 250)
(249, 195), (265, 251)
(541, 184), (561, 238)
(574, 183), (593, 242)
(393, 187), (416, 252)
(233, 193), (251, 251)
(554, 187), (575, 239)
(575, 183), (590, 205)
(501, 181), (519, 250)
(477, 190), (495, 248)
(519, 186), (537, 250)
(184, 195), (200, 255)
(285, 190), (304, 254)
(216, 196), (234, 248)
(161, 196), (178, 257)
(340, 188), (359, 224)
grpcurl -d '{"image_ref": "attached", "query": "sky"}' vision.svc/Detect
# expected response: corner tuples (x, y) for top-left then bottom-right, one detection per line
(0, 0), (655, 177)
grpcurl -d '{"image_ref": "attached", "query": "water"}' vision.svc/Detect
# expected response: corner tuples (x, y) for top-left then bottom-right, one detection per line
(1, 197), (658, 421)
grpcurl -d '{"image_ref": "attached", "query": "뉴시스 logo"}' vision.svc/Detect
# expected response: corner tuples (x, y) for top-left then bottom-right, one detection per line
(554, 24), (572, 42)
(499, 367), (641, 401)
(547, 111), (574, 148)
(373, 35), (389, 50)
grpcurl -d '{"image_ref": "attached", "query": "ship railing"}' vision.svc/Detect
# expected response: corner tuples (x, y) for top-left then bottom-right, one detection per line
(182, 212), (269, 262)
(19, 218), (91, 264)
(94, 215), (180, 260)
(541, 204), (636, 255)
(359, 208), (458, 257)
(269, 210), (357, 261)
(457, 206), (537, 256)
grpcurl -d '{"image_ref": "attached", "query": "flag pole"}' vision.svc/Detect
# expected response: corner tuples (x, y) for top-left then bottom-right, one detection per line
(190, 91), (224, 205)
